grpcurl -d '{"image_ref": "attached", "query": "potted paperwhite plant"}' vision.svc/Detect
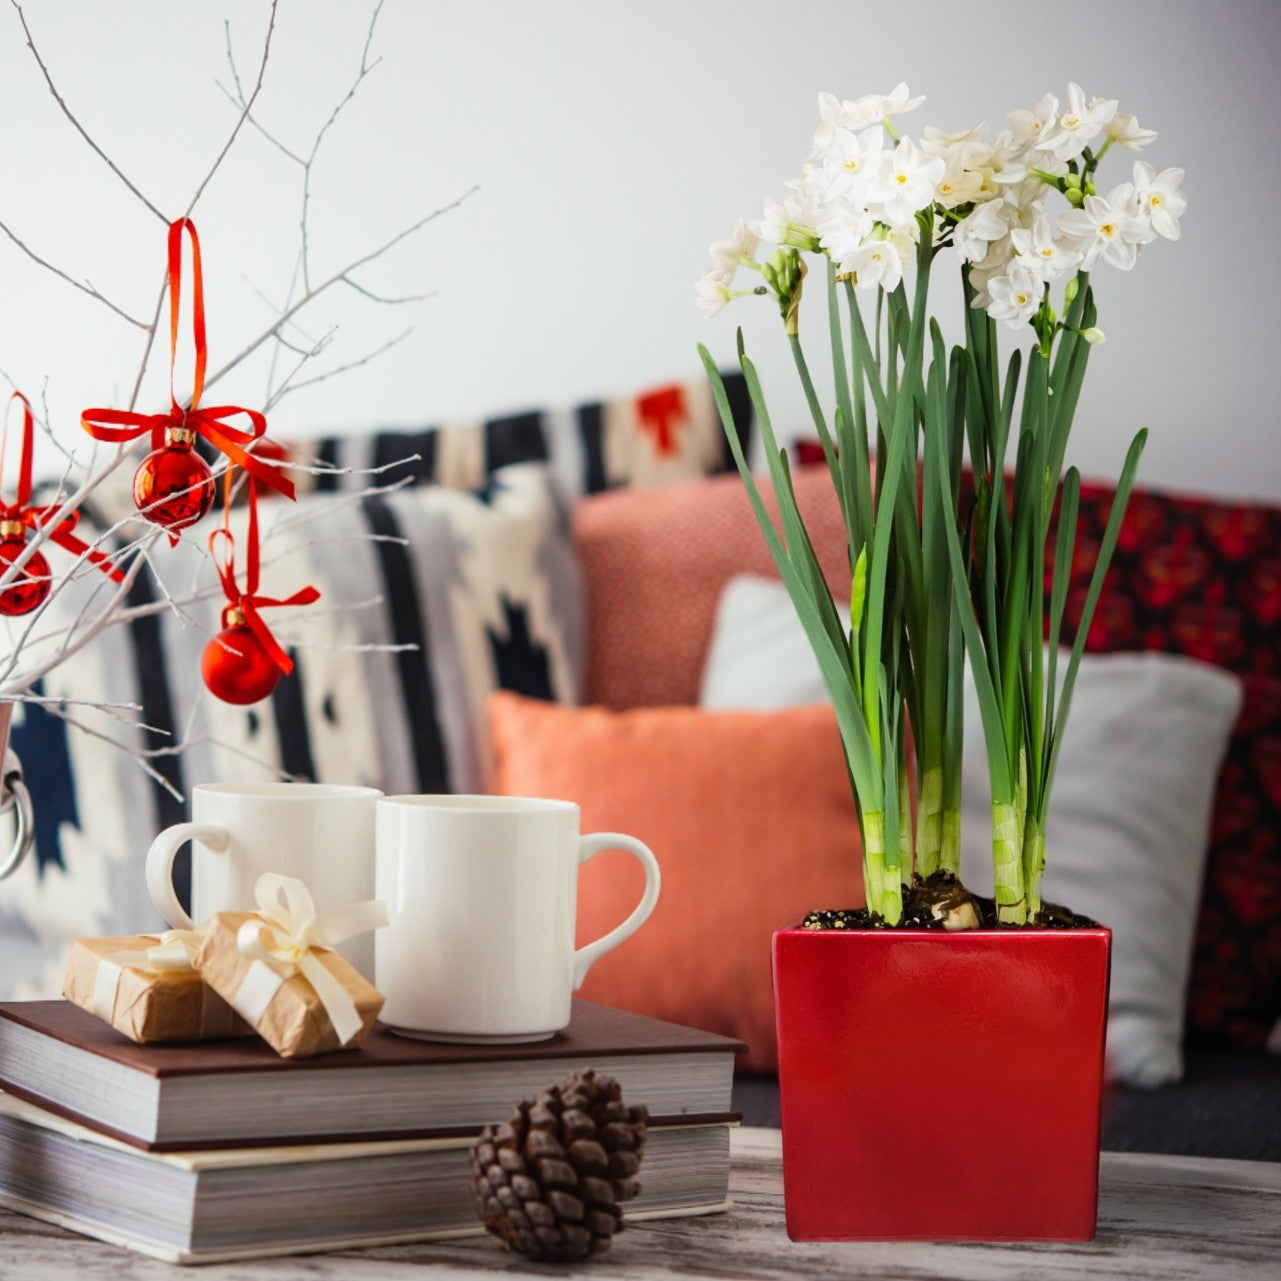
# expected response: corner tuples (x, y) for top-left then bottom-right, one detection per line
(696, 83), (1183, 1241)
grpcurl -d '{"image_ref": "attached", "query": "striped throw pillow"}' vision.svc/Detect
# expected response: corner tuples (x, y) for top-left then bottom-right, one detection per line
(284, 370), (754, 499)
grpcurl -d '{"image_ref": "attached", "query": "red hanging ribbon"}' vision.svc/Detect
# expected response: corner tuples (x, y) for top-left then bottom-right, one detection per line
(0, 391), (123, 583)
(209, 474), (318, 677)
(635, 385), (689, 458)
(80, 218), (295, 501)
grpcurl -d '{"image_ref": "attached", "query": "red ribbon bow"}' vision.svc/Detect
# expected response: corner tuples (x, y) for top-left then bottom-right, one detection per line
(210, 476), (318, 677)
(80, 218), (295, 501)
(1, 391), (123, 584)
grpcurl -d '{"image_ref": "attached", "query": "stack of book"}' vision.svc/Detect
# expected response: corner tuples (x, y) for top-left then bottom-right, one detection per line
(0, 999), (743, 1263)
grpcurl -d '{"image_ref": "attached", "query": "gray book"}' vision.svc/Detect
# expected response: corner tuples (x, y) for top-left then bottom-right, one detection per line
(0, 1091), (733, 1263)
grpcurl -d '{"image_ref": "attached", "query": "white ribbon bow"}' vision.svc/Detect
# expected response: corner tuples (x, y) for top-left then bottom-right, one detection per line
(90, 926), (211, 1022)
(232, 873), (387, 1047)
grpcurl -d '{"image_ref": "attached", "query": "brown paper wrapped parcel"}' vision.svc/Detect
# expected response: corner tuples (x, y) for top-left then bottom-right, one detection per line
(63, 929), (252, 1043)
(194, 872), (387, 1058)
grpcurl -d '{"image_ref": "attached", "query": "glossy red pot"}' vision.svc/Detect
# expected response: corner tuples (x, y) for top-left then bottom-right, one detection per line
(772, 923), (1111, 1242)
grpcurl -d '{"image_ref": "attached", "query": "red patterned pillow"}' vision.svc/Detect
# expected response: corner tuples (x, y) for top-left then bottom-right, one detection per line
(1051, 483), (1281, 681)
(1051, 487), (1281, 1049)
(1185, 675), (1281, 1048)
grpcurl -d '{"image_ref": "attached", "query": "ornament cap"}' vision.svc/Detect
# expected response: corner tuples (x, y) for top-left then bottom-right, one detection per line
(222, 604), (247, 629)
(0, 520), (25, 540)
(164, 426), (197, 448)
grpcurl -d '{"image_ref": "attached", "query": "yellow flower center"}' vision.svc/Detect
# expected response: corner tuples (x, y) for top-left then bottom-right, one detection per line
(1151, 194), (1163, 207)
(1039, 247), (1054, 258)
(1099, 222), (1116, 239)
(1016, 292), (1029, 306)
(845, 159), (860, 171)
(1063, 115), (1081, 128)
(896, 172), (909, 186)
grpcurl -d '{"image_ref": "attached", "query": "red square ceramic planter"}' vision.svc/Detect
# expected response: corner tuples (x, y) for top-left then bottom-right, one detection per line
(772, 923), (1111, 1242)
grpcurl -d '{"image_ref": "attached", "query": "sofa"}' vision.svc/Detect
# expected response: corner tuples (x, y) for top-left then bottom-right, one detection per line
(4, 371), (1279, 1160)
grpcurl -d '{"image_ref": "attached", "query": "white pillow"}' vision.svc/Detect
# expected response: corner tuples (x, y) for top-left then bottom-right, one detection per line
(700, 575), (847, 710)
(700, 575), (1243, 1090)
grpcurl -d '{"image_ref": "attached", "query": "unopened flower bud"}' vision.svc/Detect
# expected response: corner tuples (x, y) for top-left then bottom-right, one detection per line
(1065, 187), (1084, 207)
(1064, 173), (1082, 190)
(1080, 326), (1105, 345)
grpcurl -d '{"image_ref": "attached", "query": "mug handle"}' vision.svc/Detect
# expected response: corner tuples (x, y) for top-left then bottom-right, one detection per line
(144, 822), (231, 930)
(572, 833), (661, 989)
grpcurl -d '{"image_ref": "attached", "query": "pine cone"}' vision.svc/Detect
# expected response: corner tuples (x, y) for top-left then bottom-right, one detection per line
(470, 1069), (649, 1261)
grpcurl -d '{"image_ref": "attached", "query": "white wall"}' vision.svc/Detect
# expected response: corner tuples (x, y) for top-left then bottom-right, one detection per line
(1, 0), (1277, 500)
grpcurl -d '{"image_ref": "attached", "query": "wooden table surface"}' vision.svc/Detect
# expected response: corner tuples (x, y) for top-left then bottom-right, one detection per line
(2, 1128), (1279, 1279)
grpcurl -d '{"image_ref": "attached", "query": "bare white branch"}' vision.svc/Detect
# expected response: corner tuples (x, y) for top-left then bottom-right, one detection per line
(0, 1), (469, 798)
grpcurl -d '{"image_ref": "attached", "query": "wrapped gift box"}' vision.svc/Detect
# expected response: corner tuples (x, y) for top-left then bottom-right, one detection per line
(63, 935), (251, 1043)
(195, 911), (384, 1058)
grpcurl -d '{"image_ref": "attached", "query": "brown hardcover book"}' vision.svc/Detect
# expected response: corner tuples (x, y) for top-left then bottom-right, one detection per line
(0, 999), (744, 1151)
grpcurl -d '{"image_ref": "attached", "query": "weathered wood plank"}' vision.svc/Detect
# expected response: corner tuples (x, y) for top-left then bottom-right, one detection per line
(1, 1128), (1277, 1279)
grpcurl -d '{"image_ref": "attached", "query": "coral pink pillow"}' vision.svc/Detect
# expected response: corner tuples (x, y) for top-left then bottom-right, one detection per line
(573, 465), (850, 709)
(486, 692), (863, 1071)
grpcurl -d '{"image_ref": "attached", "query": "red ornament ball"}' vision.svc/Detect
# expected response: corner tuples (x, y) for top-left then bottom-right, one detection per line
(202, 622), (280, 704)
(0, 530), (52, 617)
(133, 439), (215, 531)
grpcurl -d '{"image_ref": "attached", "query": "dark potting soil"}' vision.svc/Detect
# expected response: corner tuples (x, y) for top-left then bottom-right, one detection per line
(800, 870), (1099, 930)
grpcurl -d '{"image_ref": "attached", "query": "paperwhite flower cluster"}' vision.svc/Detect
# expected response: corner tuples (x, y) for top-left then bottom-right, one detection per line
(697, 83), (1185, 332)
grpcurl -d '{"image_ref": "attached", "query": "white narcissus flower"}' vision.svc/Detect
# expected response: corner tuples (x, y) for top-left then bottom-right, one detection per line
(1128, 161), (1186, 241)
(953, 201), (1009, 265)
(1057, 189), (1147, 270)
(985, 263), (1043, 328)
(1010, 213), (1083, 283)
(813, 85), (923, 149)
(920, 122), (992, 167)
(707, 219), (760, 282)
(820, 124), (886, 204)
(935, 156), (986, 209)
(885, 221), (920, 263)
(841, 236), (905, 293)
(874, 136), (946, 227)
(695, 273), (732, 318)
(845, 82), (926, 130)
(757, 197), (791, 246)
(1037, 83), (1117, 162)
(813, 91), (848, 151)
(1105, 113), (1158, 154)
(816, 198), (876, 264)
(1007, 93), (1059, 150)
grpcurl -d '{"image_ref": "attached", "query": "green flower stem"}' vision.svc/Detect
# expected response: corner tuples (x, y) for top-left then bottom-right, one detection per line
(862, 809), (895, 922)
(918, 763), (943, 878)
(898, 745), (914, 884)
(1023, 814), (1046, 921)
(940, 807), (961, 875)
(991, 800), (1026, 924)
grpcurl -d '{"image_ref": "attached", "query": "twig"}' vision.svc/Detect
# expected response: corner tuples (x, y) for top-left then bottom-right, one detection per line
(202, 185), (478, 396)
(9, 1), (166, 223)
(265, 328), (414, 410)
(0, 220), (150, 328)
(181, 1), (279, 220)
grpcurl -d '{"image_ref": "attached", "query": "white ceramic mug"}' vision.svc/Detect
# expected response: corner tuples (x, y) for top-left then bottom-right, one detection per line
(375, 795), (661, 1042)
(145, 782), (383, 978)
